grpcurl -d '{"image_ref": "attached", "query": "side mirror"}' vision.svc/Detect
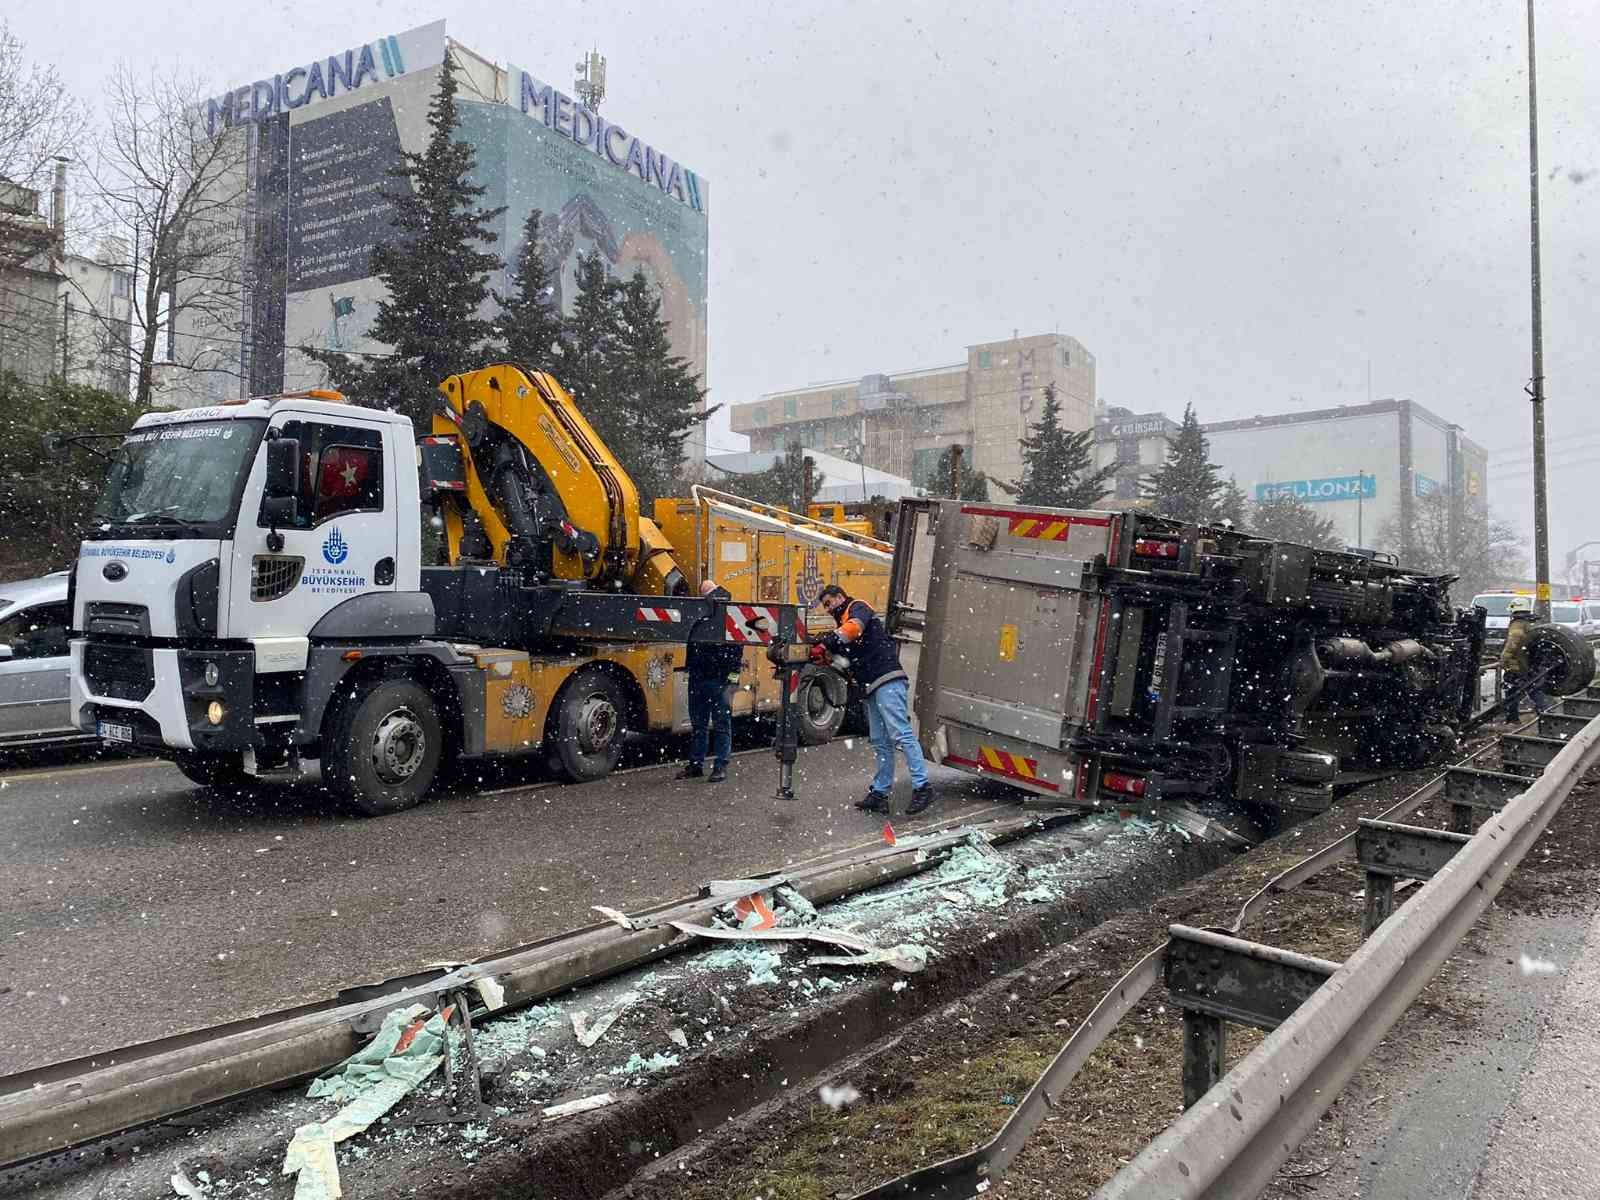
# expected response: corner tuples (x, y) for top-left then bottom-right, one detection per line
(264, 436), (301, 501)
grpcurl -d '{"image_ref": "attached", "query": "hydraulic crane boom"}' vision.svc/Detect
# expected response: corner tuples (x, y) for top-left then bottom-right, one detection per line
(431, 363), (684, 596)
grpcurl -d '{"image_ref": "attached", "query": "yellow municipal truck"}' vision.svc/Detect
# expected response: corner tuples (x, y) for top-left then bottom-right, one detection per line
(66, 364), (887, 813)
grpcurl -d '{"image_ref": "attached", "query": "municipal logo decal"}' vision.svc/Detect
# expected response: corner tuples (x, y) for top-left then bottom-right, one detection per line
(501, 683), (534, 719)
(164, 547), (177, 564)
(645, 656), (670, 692)
(795, 548), (824, 607)
(322, 527), (350, 565)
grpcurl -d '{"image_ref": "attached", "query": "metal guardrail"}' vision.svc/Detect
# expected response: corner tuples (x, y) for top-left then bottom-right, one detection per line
(850, 684), (1597, 1200)
(1095, 699), (1600, 1198)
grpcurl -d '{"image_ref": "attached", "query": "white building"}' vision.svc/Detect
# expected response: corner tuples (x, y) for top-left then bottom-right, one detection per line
(705, 447), (916, 504)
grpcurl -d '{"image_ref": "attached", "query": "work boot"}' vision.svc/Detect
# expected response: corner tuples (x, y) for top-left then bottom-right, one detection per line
(855, 789), (889, 813)
(676, 764), (704, 780)
(906, 785), (934, 815)
(708, 765), (728, 783)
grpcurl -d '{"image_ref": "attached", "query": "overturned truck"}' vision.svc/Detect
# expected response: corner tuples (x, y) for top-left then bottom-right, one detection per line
(888, 499), (1593, 818)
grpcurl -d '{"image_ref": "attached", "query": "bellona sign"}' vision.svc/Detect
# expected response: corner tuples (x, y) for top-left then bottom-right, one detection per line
(1255, 475), (1377, 504)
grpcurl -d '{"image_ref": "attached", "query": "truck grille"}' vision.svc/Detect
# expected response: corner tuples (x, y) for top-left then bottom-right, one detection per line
(84, 642), (154, 701)
(85, 602), (150, 637)
(252, 555), (304, 602)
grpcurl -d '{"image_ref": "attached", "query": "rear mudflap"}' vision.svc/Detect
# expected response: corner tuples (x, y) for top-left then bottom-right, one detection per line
(930, 723), (1079, 801)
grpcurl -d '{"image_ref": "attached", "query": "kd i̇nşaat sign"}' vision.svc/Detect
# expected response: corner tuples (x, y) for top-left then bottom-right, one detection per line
(287, 99), (406, 294)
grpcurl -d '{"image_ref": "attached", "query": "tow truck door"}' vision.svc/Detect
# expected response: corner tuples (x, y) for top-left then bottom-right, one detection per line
(225, 411), (399, 641)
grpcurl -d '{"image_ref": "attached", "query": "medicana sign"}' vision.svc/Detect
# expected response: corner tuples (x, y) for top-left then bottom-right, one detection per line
(204, 23), (446, 137)
(1256, 475), (1378, 504)
(507, 67), (705, 214)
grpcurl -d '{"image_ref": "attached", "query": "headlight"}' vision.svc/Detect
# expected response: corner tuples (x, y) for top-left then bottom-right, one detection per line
(207, 701), (225, 725)
(204, 662), (220, 687)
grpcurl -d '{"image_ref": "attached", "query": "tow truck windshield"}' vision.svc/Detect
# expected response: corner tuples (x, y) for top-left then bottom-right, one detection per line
(90, 419), (265, 535)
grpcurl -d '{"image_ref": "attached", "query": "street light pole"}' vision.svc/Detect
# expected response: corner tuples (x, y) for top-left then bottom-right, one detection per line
(1527, 0), (1552, 619)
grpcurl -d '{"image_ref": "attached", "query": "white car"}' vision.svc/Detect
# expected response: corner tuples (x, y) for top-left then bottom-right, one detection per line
(1549, 600), (1600, 640)
(0, 572), (86, 748)
(1470, 593), (1521, 646)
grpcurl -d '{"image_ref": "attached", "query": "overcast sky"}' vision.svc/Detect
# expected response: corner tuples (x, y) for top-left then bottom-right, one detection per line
(16, 1), (1600, 569)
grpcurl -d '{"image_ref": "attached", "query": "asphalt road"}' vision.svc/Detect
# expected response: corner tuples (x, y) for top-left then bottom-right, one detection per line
(0, 741), (1008, 1076)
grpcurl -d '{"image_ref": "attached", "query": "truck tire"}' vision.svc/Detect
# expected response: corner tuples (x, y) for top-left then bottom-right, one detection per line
(173, 751), (250, 792)
(549, 669), (628, 783)
(794, 666), (848, 746)
(1528, 622), (1597, 696)
(323, 677), (444, 816)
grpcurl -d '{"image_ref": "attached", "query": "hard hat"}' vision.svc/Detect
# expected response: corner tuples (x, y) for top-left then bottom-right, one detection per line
(1507, 596), (1534, 614)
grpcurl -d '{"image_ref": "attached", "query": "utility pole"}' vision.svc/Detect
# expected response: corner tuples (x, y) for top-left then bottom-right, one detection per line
(60, 296), (70, 379)
(1527, 0), (1552, 619)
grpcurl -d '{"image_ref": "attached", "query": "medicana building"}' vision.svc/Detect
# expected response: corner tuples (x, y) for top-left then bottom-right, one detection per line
(172, 21), (709, 453)
(730, 333), (1096, 491)
(1092, 399), (1488, 553)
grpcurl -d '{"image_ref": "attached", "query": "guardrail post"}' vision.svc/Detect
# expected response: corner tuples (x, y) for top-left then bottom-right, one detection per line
(1537, 711), (1589, 741)
(1499, 732), (1567, 776)
(1355, 819), (1473, 936)
(1163, 926), (1338, 1111)
(1558, 695), (1600, 720)
(1182, 1010), (1227, 1108)
(1443, 766), (1527, 833)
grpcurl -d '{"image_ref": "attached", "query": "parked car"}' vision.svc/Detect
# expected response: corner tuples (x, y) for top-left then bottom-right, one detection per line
(1550, 599), (1600, 640)
(0, 572), (85, 749)
(1470, 591), (1523, 649)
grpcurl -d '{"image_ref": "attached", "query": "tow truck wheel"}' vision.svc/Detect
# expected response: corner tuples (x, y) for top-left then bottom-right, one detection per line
(324, 677), (443, 816)
(794, 665), (848, 746)
(549, 670), (628, 783)
(173, 751), (251, 792)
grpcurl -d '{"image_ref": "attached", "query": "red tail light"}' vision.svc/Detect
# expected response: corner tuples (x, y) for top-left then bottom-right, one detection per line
(1101, 771), (1148, 797)
(1133, 538), (1181, 559)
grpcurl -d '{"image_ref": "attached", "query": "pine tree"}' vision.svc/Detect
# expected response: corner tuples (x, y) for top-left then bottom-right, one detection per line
(1248, 490), (1342, 548)
(304, 50), (504, 425)
(607, 269), (711, 504)
(1141, 403), (1223, 523)
(932, 445), (990, 501)
(494, 209), (564, 371)
(1217, 479), (1249, 528)
(998, 383), (1114, 509)
(712, 442), (808, 510)
(557, 251), (620, 429)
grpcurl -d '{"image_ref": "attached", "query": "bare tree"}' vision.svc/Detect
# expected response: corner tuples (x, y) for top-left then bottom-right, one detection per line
(1378, 491), (1525, 598)
(0, 20), (86, 263)
(89, 63), (249, 406)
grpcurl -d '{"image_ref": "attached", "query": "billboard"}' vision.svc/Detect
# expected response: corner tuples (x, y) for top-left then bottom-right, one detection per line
(1255, 475), (1378, 504)
(269, 32), (709, 406)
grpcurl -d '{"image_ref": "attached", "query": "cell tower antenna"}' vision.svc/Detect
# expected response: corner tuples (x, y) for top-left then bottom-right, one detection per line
(575, 49), (607, 110)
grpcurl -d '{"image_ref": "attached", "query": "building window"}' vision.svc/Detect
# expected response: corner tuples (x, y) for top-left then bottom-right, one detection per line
(977, 350), (992, 369)
(111, 272), (131, 299)
(783, 397), (797, 419)
(1062, 349), (1071, 366)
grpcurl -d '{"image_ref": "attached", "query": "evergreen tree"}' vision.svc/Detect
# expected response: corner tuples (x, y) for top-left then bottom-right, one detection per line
(1141, 403), (1223, 523)
(1248, 491), (1342, 548)
(1217, 479), (1250, 528)
(932, 444), (990, 501)
(557, 251), (621, 427)
(494, 209), (564, 371)
(998, 383), (1114, 508)
(304, 51), (504, 425)
(606, 269), (711, 504)
(712, 442), (808, 510)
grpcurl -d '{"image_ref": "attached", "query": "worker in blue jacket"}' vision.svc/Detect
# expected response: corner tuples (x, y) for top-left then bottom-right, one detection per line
(814, 584), (933, 815)
(679, 579), (743, 782)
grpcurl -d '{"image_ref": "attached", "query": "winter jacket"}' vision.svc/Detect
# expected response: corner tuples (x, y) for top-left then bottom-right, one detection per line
(687, 586), (745, 682)
(1501, 614), (1533, 674)
(821, 596), (907, 696)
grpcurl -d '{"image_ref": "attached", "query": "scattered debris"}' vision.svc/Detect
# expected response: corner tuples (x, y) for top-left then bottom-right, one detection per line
(667, 1028), (689, 1048)
(591, 905), (635, 930)
(808, 943), (928, 973)
(669, 918), (878, 954)
(883, 822), (897, 846)
(542, 1093), (615, 1121)
(773, 884), (819, 924)
(622, 1051), (681, 1076)
(170, 1172), (206, 1198)
(818, 1083), (862, 1110)
(1518, 953), (1558, 976)
(730, 891), (778, 930)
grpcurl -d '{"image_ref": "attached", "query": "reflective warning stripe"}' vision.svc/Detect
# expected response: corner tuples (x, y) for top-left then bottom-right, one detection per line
(960, 504), (1112, 540)
(725, 604), (780, 643)
(946, 747), (1060, 791)
(634, 607), (683, 623)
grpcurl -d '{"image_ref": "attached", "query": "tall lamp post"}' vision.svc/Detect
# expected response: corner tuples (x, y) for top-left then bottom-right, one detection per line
(1526, 0), (1552, 619)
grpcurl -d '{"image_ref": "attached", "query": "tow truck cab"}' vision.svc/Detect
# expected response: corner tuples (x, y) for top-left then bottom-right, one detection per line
(70, 396), (424, 768)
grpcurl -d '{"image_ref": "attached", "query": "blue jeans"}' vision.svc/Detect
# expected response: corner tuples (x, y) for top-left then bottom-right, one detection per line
(688, 676), (732, 769)
(864, 678), (929, 794)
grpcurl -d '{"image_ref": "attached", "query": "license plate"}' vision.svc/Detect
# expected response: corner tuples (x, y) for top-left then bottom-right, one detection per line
(97, 720), (134, 744)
